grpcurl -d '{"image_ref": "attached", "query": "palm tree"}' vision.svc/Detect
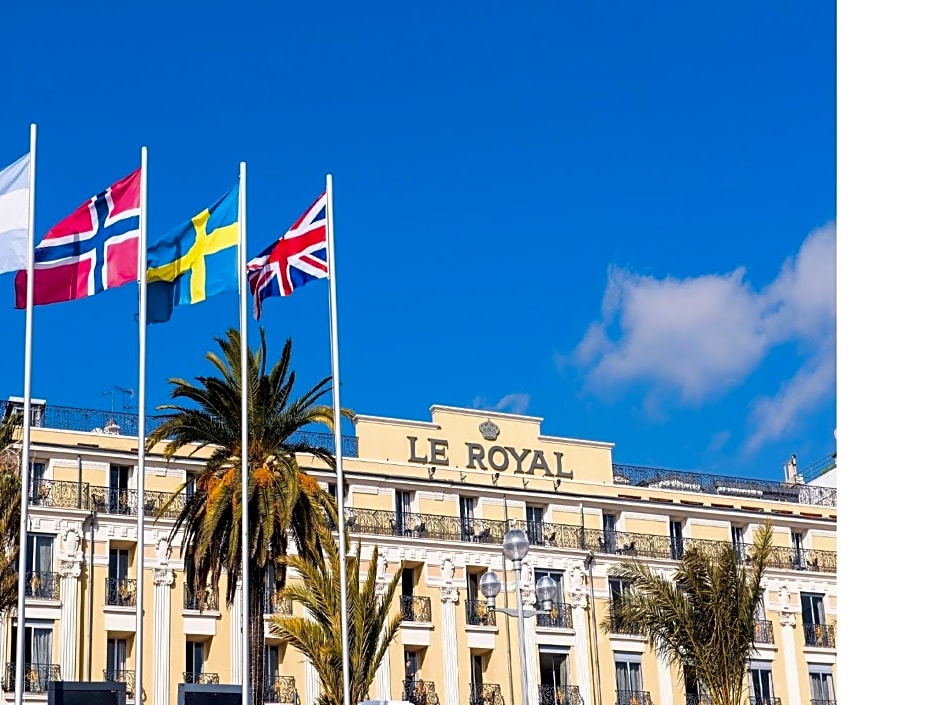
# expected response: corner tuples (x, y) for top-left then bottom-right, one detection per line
(146, 327), (354, 705)
(0, 411), (23, 613)
(601, 523), (775, 705)
(268, 528), (403, 705)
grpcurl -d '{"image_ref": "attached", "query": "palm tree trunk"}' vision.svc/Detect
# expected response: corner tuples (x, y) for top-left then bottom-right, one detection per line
(249, 562), (267, 705)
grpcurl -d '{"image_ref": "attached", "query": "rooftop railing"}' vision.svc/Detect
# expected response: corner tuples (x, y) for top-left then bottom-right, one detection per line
(613, 463), (837, 507)
(1, 400), (359, 458)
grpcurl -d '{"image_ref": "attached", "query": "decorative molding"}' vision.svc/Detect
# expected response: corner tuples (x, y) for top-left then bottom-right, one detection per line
(153, 568), (175, 587)
(779, 608), (798, 628)
(439, 586), (460, 604)
(60, 559), (83, 579)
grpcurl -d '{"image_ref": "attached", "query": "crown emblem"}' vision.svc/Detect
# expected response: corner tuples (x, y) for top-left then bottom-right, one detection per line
(479, 419), (500, 441)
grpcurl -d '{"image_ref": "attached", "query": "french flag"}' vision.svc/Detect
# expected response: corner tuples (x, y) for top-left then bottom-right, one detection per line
(15, 169), (141, 308)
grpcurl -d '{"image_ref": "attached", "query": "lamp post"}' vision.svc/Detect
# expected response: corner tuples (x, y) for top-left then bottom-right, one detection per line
(479, 528), (558, 705)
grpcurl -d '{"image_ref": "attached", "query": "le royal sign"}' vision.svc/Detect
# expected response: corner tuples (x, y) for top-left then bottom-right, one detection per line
(406, 418), (574, 479)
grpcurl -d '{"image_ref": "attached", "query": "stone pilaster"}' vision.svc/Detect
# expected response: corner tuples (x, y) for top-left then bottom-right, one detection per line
(566, 591), (594, 705)
(655, 653), (674, 705)
(439, 586), (460, 705)
(778, 608), (803, 705)
(152, 568), (175, 705)
(59, 528), (84, 680)
(304, 604), (322, 705)
(0, 611), (8, 682)
(373, 576), (392, 700)
(231, 582), (243, 684)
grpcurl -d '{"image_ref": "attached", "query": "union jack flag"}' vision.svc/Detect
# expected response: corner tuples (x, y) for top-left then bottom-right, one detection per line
(14, 169), (141, 308)
(246, 191), (329, 319)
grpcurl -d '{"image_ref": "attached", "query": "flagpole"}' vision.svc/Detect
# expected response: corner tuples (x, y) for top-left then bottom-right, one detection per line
(238, 161), (251, 705)
(134, 146), (148, 705)
(13, 123), (37, 705)
(325, 173), (351, 705)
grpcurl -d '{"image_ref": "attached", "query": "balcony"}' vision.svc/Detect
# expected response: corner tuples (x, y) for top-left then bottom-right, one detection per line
(749, 698), (781, 705)
(616, 691), (652, 705)
(182, 673), (220, 685)
(25, 571), (60, 600)
(684, 697), (713, 705)
(612, 463), (837, 508)
(804, 623), (836, 648)
(607, 614), (642, 637)
(29, 479), (185, 519)
(753, 620), (774, 645)
(263, 589), (292, 615)
(262, 676), (296, 704)
(466, 600), (497, 627)
(401, 595), (432, 623)
(184, 583), (220, 611)
(106, 577), (137, 607)
(810, 701), (837, 705)
(538, 685), (580, 705)
(1, 399), (359, 458)
(469, 684), (504, 705)
(103, 669), (135, 697)
(402, 680), (439, 705)
(2, 663), (61, 693)
(535, 602), (573, 629)
(341, 509), (837, 573)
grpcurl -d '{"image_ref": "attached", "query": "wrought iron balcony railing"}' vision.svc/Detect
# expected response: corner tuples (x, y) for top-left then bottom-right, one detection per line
(184, 583), (220, 611)
(684, 696), (713, 705)
(29, 478), (185, 518)
(606, 613), (642, 636)
(1, 400), (359, 457)
(535, 602), (573, 629)
(401, 595), (432, 623)
(753, 619), (774, 644)
(466, 599), (497, 627)
(2, 662), (61, 693)
(263, 676), (296, 704)
(804, 622), (836, 648)
(402, 680), (440, 705)
(103, 669), (135, 696)
(343, 510), (837, 573)
(538, 685), (581, 705)
(749, 698), (781, 705)
(469, 683), (504, 705)
(263, 589), (292, 615)
(106, 577), (137, 607)
(616, 691), (653, 705)
(810, 700), (837, 705)
(612, 463), (837, 507)
(183, 672), (220, 685)
(25, 571), (60, 600)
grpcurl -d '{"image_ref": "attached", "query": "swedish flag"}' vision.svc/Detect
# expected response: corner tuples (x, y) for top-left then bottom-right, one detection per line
(146, 185), (239, 323)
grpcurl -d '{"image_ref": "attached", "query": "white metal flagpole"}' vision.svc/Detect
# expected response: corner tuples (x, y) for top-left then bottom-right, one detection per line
(325, 173), (352, 705)
(238, 162), (251, 705)
(13, 122), (37, 705)
(134, 146), (148, 705)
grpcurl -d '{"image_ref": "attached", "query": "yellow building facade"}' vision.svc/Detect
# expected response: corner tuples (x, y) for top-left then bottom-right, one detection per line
(1, 400), (837, 705)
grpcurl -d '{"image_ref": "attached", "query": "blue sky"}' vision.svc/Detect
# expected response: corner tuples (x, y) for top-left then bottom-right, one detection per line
(0, 1), (835, 481)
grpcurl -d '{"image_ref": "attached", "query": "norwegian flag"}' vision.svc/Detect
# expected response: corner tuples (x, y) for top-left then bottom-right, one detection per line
(14, 169), (141, 308)
(247, 191), (329, 319)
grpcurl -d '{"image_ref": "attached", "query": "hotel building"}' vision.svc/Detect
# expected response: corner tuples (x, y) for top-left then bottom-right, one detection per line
(0, 398), (837, 705)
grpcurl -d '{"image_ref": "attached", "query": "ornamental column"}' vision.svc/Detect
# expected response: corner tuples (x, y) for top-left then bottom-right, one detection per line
(566, 563), (594, 705)
(152, 567), (175, 705)
(778, 608), (803, 705)
(439, 585), (460, 705)
(373, 553), (392, 701)
(655, 654), (674, 705)
(231, 581), (243, 684)
(0, 610), (8, 683)
(58, 528), (84, 680)
(304, 605), (322, 705)
(520, 563), (539, 705)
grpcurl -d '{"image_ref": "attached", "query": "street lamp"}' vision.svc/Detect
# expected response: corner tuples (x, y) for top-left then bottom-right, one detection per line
(479, 528), (558, 705)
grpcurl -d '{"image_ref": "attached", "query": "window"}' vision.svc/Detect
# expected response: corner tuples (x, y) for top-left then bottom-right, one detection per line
(29, 462), (50, 503)
(609, 578), (630, 602)
(10, 623), (54, 692)
(801, 593), (832, 647)
(809, 668), (836, 702)
(614, 655), (643, 699)
(404, 650), (419, 682)
(608, 579), (637, 634)
(791, 531), (806, 569)
(106, 638), (127, 676)
(537, 649), (570, 694)
(109, 465), (131, 514)
(748, 663), (774, 702)
(731, 526), (745, 560)
(108, 548), (133, 606)
(526, 506), (545, 546)
(669, 520), (684, 559)
(264, 645), (279, 681)
(602, 514), (618, 552)
(470, 654), (484, 688)
(23, 534), (55, 598)
(460, 497), (476, 541)
(186, 641), (205, 677)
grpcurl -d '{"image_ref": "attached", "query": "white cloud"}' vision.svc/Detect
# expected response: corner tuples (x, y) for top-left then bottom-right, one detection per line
(566, 223), (836, 450)
(472, 393), (531, 415)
